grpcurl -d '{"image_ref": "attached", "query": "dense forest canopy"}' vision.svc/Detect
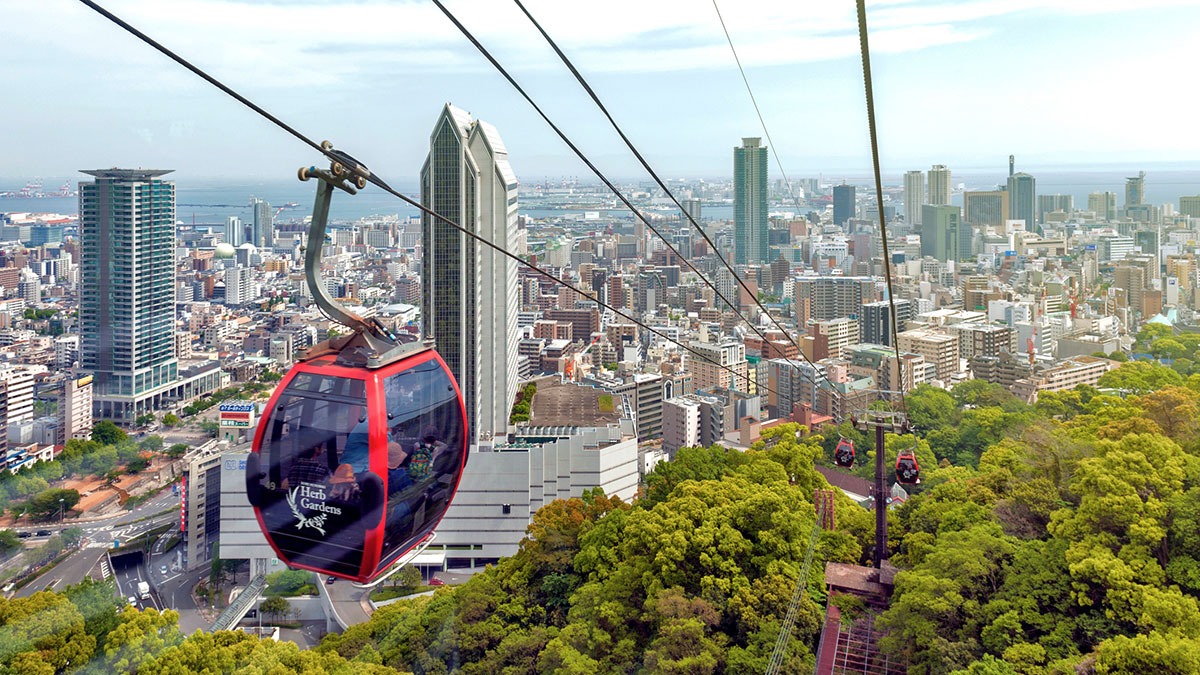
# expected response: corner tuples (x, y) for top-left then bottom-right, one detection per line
(2, 360), (1198, 673)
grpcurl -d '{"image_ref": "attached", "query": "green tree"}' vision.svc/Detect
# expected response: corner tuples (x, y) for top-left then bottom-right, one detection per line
(259, 596), (291, 623)
(209, 542), (224, 589)
(0, 529), (20, 556)
(392, 565), (422, 593)
(1094, 632), (1200, 673)
(0, 591), (96, 674)
(906, 384), (957, 433)
(82, 445), (119, 477)
(161, 413), (180, 427)
(1097, 360), (1184, 394)
(1134, 323), (1173, 352)
(91, 421), (127, 446)
(264, 569), (316, 596)
(63, 577), (123, 652)
(137, 435), (164, 452)
(166, 443), (189, 458)
(1151, 338), (1189, 361)
(27, 488), (80, 521)
(135, 413), (155, 428)
(100, 607), (185, 673)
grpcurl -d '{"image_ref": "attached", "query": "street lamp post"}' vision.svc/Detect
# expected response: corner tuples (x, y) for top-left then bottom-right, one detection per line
(58, 499), (64, 524)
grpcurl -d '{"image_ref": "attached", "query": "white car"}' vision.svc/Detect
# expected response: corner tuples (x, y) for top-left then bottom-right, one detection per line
(160, 565), (168, 575)
(127, 596), (137, 606)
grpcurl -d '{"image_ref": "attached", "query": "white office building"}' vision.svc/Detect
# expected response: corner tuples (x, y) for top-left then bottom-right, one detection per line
(421, 103), (522, 449)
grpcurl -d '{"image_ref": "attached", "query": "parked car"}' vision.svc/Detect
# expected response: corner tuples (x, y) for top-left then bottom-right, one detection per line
(429, 577), (445, 586)
(326, 576), (336, 585)
(160, 565), (168, 575)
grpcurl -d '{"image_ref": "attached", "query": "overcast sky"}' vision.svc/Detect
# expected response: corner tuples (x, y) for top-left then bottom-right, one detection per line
(4, 0), (1200, 182)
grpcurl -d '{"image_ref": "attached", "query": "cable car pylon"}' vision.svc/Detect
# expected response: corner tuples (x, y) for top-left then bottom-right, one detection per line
(853, 410), (908, 569)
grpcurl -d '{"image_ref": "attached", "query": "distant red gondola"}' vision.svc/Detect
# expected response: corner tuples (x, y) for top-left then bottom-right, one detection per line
(834, 437), (855, 468)
(896, 447), (920, 485)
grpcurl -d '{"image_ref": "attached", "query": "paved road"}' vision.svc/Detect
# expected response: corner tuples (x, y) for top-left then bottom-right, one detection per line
(323, 577), (373, 627)
(15, 548), (108, 598)
(10, 489), (181, 539)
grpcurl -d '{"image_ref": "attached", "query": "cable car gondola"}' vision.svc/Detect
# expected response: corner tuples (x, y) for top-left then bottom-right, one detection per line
(246, 151), (467, 584)
(834, 436), (855, 468)
(895, 447), (920, 485)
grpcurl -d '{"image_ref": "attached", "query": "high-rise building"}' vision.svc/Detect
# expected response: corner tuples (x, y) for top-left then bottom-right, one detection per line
(225, 216), (244, 247)
(897, 329), (959, 382)
(688, 338), (748, 393)
(1089, 191), (1117, 220)
(832, 184), (855, 227)
(681, 198), (702, 223)
(1037, 194), (1073, 224)
(927, 164), (951, 206)
(963, 190), (1009, 226)
(1180, 196), (1200, 218)
(734, 138), (769, 264)
(921, 204), (968, 262)
(1126, 170), (1145, 207)
(860, 299), (912, 346)
(251, 198), (274, 248)
(904, 170), (925, 225)
(421, 104), (520, 447)
(793, 276), (877, 322)
(1007, 172), (1037, 233)
(79, 169), (179, 422)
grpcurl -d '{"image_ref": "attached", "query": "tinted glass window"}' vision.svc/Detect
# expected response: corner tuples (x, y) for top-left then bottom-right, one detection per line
(257, 373), (374, 578)
(379, 358), (464, 568)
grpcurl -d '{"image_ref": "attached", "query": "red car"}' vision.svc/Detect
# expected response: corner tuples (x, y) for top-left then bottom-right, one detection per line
(429, 577), (445, 586)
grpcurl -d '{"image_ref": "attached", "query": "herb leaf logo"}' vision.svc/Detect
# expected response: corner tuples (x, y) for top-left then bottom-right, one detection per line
(287, 486), (328, 536)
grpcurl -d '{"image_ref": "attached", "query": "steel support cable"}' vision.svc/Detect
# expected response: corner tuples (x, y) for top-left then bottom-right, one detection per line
(765, 500), (825, 675)
(855, 0), (907, 412)
(504, 0), (847, 408)
(710, 0), (805, 223)
(429, 0), (835, 407)
(71, 0), (786, 403)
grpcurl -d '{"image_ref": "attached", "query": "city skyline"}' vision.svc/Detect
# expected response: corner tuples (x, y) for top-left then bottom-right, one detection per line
(4, 0), (1200, 180)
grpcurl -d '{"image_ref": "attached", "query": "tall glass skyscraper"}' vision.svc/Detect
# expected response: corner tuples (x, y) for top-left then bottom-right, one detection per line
(927, 164), (952, 206)
(734, 137), (768, 264)
(252, 198), (273, 248)
(79, 169), (178, 422)
(421, 104), (520, 448)
(833, 184), (855, 227)
(903, 170), (925, 225)
(1007, 172), (1037, 234)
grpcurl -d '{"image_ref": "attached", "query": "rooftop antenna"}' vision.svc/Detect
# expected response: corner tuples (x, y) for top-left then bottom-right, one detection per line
(1009, 154), (1015, 178)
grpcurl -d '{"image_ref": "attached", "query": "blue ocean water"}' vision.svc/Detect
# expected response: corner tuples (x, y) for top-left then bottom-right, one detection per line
(5, 168), (1200, 225)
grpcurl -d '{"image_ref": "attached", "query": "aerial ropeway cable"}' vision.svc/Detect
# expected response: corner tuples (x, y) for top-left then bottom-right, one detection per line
(502, 0), (850, 410)
(70, 0), (815, 412)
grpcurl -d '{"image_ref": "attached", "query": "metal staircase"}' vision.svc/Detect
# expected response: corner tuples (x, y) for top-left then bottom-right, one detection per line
(831, 613), (905, 675)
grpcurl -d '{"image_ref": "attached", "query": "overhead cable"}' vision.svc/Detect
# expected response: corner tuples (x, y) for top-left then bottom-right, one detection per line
(441, 0), (846, 406)
(855, 0), (907, 411)
(428, 0), (834, 402)
(710, 0), (805, 219)
(72, 0), (792, 403)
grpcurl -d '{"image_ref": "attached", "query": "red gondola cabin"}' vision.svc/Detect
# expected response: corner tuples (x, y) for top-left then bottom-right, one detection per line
(246, 348), (466, 583)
